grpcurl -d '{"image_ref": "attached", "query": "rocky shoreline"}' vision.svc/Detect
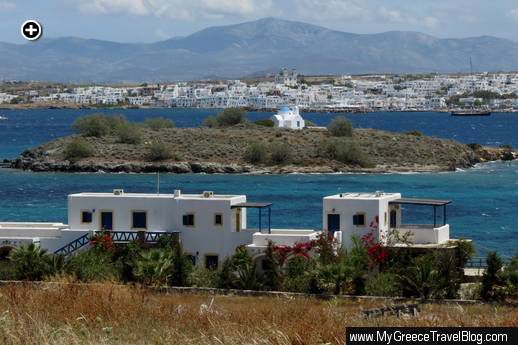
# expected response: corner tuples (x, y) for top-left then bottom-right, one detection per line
(4, 146), (515, 175)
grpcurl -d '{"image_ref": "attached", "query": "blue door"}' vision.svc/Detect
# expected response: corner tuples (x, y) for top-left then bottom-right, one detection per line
(101, 211), (113, 231)
(327, 214), (340, 238)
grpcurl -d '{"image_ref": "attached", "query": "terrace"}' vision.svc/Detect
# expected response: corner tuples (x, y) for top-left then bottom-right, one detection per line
(388, 198), (451, 245)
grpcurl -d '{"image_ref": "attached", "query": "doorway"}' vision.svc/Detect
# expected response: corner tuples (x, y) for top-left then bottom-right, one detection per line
(327, 214), (340, 238)
(100, 211), (113, 231)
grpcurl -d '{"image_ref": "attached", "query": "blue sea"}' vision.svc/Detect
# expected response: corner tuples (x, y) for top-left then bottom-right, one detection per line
(1, 109), (518, 257)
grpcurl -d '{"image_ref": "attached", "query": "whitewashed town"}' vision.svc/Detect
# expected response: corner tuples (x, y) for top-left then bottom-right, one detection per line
(3, 69), (518, 112)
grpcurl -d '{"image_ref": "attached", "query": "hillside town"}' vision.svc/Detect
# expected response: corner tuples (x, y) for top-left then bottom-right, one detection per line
(2, 69), (518, 111)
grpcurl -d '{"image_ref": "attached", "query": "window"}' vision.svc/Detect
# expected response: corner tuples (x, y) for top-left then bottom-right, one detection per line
(353, 213), (366, 226)
(214, 214), (223, 226)
(132, 211), (147, 229)
(205, 255), (219, 270)
(81, 211), (92, 224)
(183, 214), (195, 227)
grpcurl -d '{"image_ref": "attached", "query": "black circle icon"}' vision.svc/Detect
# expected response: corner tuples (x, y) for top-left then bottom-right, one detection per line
(21, 20), (42, 41)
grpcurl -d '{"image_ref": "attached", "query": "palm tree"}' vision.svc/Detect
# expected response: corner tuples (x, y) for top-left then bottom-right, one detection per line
(133, 249), (172, 287)
(399, 255), (443, 299)
(9, 243), (52, 280)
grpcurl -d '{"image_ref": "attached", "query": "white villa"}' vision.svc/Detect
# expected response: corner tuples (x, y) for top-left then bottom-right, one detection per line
(271, 105), (305, 130)
(0, 190), (459, 268)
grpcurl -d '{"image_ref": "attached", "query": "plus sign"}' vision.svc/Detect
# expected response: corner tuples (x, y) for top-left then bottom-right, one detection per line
(24, 24), (38, 36)
(21, 20), (42, 41)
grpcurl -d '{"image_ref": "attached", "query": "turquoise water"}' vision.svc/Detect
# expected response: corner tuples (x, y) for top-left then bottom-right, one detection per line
(0, 109), (517, 256)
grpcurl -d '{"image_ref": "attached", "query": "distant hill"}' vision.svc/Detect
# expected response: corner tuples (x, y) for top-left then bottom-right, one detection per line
(1, 17), (518, 82)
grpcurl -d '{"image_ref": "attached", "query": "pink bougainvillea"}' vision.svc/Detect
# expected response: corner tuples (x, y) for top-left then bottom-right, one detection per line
(273, 240), (315, 264)
(90, 232), (114, 252)
(361, 216), (389, 269)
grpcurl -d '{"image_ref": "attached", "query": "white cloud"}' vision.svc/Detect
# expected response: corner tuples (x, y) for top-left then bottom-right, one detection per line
(293, 0), (368, 21)
(72, 0), (272, 20)
(0, 1), (15, 11)
(379, 7), (405, 23)
(423, 16), (439, 30)
(510, 8), (518, 21)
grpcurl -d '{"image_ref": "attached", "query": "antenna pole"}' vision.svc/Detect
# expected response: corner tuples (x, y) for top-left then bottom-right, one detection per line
(157, 172), (160, 195)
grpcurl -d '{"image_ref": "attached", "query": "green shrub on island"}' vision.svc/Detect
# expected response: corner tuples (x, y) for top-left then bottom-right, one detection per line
(319, 138), (373, 168)
(116, 122), (142, 145)
(243, 142), (268, 164)
(144, 117), (175, 131)
(63, 138), (93, 162)
(254, 119), (274, 127)
(270, 142), (292, 165)
(145, 141), (174, 161)
(203, 108), (247, 128)
(72, 113), (127, 137)
(406, 130), (423, 137)
(327, 117), (353, 137)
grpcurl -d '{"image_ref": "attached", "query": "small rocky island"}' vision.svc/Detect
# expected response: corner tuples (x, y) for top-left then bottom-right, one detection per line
(7, 111), (516, 174)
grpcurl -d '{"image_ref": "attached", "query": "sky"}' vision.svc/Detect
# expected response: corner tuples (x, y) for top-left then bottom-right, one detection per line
(1, 0), (518, 43)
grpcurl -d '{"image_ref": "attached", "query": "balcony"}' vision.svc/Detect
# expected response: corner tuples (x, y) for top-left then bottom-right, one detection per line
(391, 224), (450, 245)
(247, 229), (320, 250)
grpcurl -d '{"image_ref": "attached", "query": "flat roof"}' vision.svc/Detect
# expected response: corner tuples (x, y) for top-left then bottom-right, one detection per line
(324, 192), (401, 201)
(389, 198), (452, 206)
(69, 192), (244, 200)
(231, 202), (272, 209)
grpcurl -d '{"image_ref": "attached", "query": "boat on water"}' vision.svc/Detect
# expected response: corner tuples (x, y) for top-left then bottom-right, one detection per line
(0, 115), (8, 120)
(451, 110), (491, 117)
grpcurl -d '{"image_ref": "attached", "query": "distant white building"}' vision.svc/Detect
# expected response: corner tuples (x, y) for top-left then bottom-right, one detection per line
(275, 68), (298, 87)
(271, 105), (305, 130)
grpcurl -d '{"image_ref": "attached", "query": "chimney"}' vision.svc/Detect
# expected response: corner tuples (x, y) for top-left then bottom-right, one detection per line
(174, 189), (181, 198)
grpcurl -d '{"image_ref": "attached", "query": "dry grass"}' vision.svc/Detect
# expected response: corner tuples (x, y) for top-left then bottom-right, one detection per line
(0, 282), (516, 345)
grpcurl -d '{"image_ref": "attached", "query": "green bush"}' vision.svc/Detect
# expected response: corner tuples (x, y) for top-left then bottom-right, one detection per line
(270, 142), (292, 165)
(9, 243), (53, 281)
(243, 142), (268, 164)
(72, 114), (127, 137)
(254, 119), (274, 127)
(366, 272), (401, 297)
(320, 139), (373, 168)
(63, 138), (93, 162)
(405, 130), (423, 137)
(203, 116), (219, 128)
(116, 123), (142, 144)
(327, 117), (353, 137)
(283, 256), (315, 293)
(187, 265), (218, 288)
(480, 251), (506, 301)
(169, 241), (193, 287)
(0, 260), (17, 280)
(144, 117), (175, 131)
(145, 141), (173, 161)
(216, 108), (246, 127)
(65, 249), (119, 282)
(203, 108), (246, 128)
(133, 249), (172, 287)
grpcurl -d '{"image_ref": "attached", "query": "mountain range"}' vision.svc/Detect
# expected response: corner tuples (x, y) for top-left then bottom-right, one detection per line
(1, 17), (518, 83)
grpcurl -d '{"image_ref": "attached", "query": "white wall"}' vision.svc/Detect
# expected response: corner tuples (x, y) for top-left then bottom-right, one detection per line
(67, 194), (253, 266)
